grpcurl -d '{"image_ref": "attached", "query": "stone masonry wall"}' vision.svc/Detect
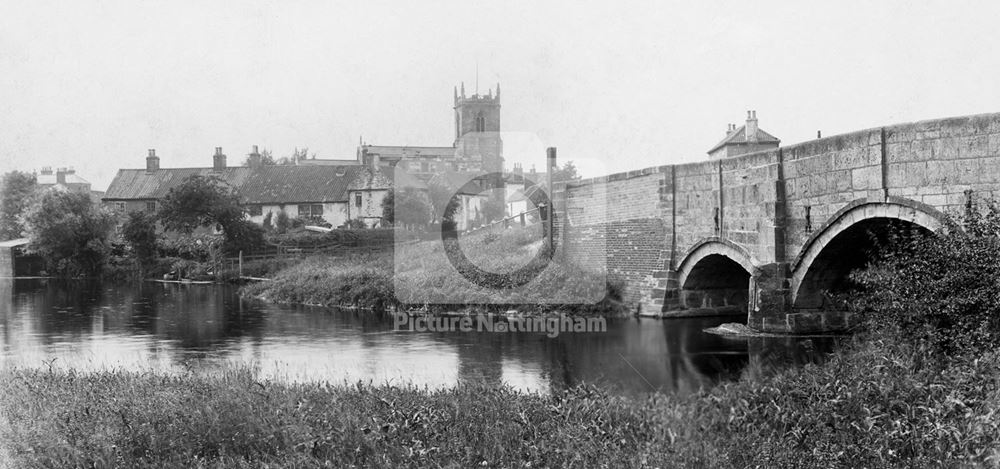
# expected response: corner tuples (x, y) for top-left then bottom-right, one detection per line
(559, 112), (1000, 325)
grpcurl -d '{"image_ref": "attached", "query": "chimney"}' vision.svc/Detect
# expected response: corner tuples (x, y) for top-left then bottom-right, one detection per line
(67, 166), (75, 174)
(513, 162), (523, 176)
(213, 147), (226, 171)
(41, 166), (52, 175)
(247, 145), (262, 168)
(56, 168), (66, 185)
(146, 149), (160, 173)
(745, 110), (759, 143)
(360, 149), (380, 168)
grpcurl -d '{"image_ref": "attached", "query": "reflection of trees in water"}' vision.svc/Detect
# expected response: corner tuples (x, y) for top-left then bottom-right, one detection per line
(532, 317), (750, 395)
(16, 279), (105, 341)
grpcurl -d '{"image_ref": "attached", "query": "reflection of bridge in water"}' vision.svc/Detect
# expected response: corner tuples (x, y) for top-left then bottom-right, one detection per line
(558, 113), (999, 332)
(0, 280), (830, 393)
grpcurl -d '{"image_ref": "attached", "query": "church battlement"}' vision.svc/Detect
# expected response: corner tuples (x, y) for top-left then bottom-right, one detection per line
(454, 82), (501, 105)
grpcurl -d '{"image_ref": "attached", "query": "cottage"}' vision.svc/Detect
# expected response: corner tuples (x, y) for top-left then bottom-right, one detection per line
(102, 147), (423, 228)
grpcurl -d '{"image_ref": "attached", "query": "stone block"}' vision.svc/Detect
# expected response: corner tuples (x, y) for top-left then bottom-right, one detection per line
(760, 316), (790, 333)
(787, 312), (824, 333)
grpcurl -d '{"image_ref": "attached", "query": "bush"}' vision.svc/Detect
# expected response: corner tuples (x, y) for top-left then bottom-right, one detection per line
(157, 234), (218, 261)
(275, 210), (290, 234)
(851, 198), (1000, 359)
(121, 210), (159, 274)
(340, 218), (367, 229)
(221, 219), (266, 256)
(20, 189), (116, 277)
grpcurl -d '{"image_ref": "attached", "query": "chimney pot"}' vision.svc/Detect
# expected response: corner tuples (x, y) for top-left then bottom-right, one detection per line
(213, 147), (226, 171)
(817, 130), (822, 139)
(146, 148), (160, 172)
(248, 145), (262, 168)
(746, 110), (759, 143)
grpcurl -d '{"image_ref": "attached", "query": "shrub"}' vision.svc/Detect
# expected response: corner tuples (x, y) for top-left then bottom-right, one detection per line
(275, 210), (290, 234)
(121, 210), (159, 274)
(20, 189), (116, 277)
(851, 198), (1000, 359)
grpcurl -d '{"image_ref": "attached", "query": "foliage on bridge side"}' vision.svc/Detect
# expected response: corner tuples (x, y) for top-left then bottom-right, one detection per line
(850, 198), (1000, 358)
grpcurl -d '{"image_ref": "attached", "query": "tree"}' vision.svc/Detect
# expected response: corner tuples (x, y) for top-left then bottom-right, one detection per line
(242, 148), (277, 166)
(427, 181), (460, 229)
(262, 211), (273, 231)
(21, 188), (116, 276)
(550, 161), (581, 183)
(157, 175), (262, 255)
(382, 187), (433, 229)
(158, 175), (240, 233)
(121, 210), (158, 273)
(482, 192), (506, 224)
(274, 210), (290, 234)
(0, 171), (37, 239)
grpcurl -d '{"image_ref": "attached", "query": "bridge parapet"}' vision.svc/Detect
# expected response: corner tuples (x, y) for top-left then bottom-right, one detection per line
(561, 112), (1000, 331)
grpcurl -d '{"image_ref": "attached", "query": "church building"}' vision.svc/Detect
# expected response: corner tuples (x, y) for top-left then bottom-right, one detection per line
(356, 82), (504, 180)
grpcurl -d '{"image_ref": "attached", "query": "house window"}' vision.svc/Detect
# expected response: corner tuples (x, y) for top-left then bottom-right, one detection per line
(113, 202), (126, 212)
(247, 205), (263, 217)
(298, 204), (324, 219)
(354, 193), (363, 208)
(145, 201), (156, 212)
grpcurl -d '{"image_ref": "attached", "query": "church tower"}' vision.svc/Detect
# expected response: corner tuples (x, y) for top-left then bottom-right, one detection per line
(453, 82), (503, 172)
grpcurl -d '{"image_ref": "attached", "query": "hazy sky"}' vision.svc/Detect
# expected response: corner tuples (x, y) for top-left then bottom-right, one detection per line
(2, 1), (1000, 190)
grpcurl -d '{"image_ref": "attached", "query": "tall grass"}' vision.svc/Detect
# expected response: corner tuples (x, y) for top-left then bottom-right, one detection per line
(2, 335), (998, 468)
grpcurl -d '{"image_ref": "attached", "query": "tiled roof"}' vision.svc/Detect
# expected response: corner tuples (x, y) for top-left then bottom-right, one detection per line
(240, 165), (365, 204)
(103, 167), (253, 200)
(707, 125), (781, 154)
(37, 173), (90, 185)
(103, 164), (398, 204)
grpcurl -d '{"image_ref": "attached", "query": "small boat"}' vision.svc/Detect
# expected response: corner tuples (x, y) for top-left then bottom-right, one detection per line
(147, 279), (215, 285)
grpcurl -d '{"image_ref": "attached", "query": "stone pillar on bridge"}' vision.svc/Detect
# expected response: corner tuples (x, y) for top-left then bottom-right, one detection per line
(748, 262), (792, 332)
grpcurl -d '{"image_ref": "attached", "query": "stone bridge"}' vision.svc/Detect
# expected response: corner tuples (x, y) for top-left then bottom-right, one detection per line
(555, 112), (1000, 333)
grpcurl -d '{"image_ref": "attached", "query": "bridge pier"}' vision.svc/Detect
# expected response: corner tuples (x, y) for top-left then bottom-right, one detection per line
(641, 262), (853, 333)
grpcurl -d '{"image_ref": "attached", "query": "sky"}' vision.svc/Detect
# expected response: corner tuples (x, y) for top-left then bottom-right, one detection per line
(2, 1), (1000, 190)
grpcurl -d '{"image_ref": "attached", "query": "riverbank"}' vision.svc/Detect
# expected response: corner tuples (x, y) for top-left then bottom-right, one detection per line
(1, 336), (996, 468)
(240, 225), (628, 317)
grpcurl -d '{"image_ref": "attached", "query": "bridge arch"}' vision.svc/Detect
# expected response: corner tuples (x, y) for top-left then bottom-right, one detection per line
(675, 238), (761, 314)
(791, 198), (944, 310)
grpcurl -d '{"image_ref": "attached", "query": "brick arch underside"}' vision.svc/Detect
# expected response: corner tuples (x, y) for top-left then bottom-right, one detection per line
(675, 240), (760, 314)
(791, 200), (943, 309)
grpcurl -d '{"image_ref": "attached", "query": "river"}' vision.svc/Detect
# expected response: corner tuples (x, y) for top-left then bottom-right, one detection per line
(0, 279), (837, 395)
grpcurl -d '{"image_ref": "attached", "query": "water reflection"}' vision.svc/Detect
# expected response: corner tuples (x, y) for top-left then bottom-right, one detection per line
(0, 279), (838, 395)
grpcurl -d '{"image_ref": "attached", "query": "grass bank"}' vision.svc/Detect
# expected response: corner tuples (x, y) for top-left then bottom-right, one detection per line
(241, 225), (627, 316)
(2, 336), (998, 468)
